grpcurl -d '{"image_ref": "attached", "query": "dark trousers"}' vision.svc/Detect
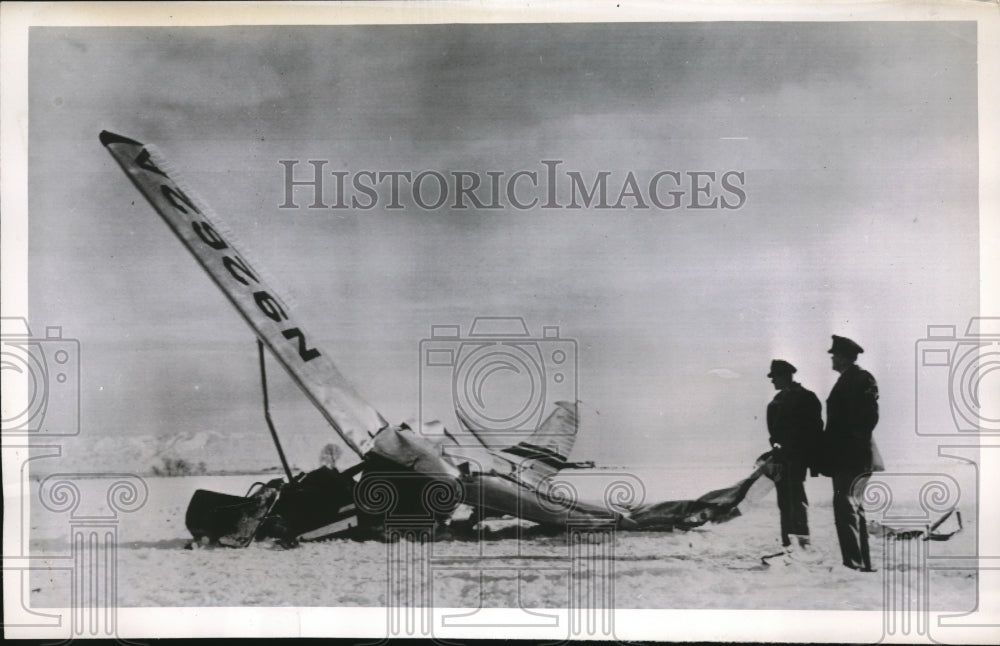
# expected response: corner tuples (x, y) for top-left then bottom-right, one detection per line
(832, 470), (872, 570)
(775, 461), (809, 546)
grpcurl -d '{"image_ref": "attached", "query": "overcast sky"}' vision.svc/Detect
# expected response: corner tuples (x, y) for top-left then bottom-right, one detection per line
(27, 22), (979, 475)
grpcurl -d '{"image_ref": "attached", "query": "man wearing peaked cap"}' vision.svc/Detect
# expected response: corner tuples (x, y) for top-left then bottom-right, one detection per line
(823, 335), (885, 572)
(765, 359), (823, 554)
(829, 335), (865, 358)
(767, 359), (797, 378)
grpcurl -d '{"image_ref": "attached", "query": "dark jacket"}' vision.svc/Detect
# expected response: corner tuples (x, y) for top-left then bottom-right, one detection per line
(823, 364), (885, 474)
(767, 382), (823, 477)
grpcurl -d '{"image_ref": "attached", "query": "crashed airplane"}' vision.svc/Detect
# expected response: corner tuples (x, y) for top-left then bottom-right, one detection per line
(100, 131), (958, 547)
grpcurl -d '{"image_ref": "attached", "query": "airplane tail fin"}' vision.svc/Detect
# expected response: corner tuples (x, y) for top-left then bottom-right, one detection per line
(528, 400), (578, 460)
(495, 401), (579, 474)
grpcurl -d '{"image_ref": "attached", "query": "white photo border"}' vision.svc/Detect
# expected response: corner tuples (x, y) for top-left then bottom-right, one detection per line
(3, 1), (998, 642)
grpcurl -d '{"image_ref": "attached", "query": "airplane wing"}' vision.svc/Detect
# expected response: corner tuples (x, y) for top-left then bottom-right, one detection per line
(100, 131), (387, 470)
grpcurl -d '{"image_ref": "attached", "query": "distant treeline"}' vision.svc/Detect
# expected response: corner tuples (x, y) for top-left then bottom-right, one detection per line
(147, 460), (286, 478)
(26, 463), (289, 480)
(151, 458), (208, 477)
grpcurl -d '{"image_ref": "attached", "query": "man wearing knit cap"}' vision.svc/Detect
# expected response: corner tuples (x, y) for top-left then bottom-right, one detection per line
(766, 359), (823, 552)
(824, 335), (885, 572)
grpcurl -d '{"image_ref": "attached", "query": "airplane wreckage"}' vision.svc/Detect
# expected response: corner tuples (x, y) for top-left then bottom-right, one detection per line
(100, 131), (963, 547)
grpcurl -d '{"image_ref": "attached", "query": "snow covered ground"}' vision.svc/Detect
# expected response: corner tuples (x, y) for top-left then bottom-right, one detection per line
(24, 471), (977, 611)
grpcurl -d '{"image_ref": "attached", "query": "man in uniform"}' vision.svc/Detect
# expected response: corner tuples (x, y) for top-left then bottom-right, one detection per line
(824, 335), (885, 572)
(765, 359), (822, 552)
